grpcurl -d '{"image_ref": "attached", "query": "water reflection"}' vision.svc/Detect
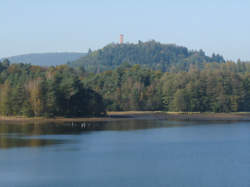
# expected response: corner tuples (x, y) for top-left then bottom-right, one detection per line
(0, 119), (235, 149)
(0, 120), (249, 187)
(0, 137), (65, 149)
(0, 122), (76, 149)
(0, 120), (171, 136)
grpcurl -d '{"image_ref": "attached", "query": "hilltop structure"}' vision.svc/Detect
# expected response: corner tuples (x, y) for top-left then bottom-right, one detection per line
(120, 34), (124, 44)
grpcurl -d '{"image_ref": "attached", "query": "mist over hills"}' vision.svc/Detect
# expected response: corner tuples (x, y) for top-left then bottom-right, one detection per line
(1, 52), (86, 66)
(69, 41), (225, 72)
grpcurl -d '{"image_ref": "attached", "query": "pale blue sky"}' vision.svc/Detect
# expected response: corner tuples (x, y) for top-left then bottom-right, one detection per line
(1, 0), (250, 60)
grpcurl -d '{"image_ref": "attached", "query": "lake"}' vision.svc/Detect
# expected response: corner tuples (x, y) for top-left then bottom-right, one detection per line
(0, 119), (250, 187)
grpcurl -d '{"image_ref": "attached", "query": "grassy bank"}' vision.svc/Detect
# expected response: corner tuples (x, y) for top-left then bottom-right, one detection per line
(109, 111), (250, 121)
(0, 115), (125, 124)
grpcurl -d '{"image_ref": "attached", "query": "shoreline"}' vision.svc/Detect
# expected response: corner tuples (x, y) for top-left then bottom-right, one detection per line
(109, 111), (250, 121)
(1, 111), (250, 124)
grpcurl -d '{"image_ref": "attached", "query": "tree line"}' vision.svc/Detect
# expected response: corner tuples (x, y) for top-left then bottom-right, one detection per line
(0, 59), (105, 117)
(84, 61), (250, 112)
(1, 58), (250, 117)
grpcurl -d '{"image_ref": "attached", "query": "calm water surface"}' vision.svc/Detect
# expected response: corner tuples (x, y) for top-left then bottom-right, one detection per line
(0, 120), (250, 187)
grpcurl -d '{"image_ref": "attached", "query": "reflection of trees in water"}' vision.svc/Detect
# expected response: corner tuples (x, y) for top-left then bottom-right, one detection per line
(96, 120), (161, 131)
(0, 120), (194, 149)
(94, 120), (188, 131)
(0, 120), (187, 135)
(0, 120), (164, 135)
(0, 123), (69, 149)
(0, 137), (64, 149)
(0, 122), (83, 136)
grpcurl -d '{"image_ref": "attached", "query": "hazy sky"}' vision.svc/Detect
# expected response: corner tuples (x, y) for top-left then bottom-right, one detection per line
(1, 0), (250, 60)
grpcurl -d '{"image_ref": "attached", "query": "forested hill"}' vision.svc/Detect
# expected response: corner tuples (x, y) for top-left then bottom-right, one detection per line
(2, 52), (86, 66)
(69, 41), (225, 72)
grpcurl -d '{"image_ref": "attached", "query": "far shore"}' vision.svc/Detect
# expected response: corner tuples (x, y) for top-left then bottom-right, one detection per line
(1, 111), (250, 124)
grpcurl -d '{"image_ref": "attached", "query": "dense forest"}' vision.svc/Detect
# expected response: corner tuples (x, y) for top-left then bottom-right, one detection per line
(70, 41), (225, 72)
(0, 59), (105, 117)
(1, 41), (250, 117)
(84, 61), (250, 112)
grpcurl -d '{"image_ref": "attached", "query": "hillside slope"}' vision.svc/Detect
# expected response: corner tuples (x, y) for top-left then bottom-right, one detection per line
(2, 52), (86, 66)
(70, 41), (225, 72)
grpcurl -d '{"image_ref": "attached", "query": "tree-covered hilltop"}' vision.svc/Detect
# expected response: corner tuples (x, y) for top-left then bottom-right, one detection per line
(69, 41), (225, 72)
(0, 59), (106, 117)
(84, 61), (250, 112)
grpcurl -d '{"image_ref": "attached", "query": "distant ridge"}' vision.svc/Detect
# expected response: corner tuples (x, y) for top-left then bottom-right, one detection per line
(69, 41), (225, 72)
(1, 52), (86, 66)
